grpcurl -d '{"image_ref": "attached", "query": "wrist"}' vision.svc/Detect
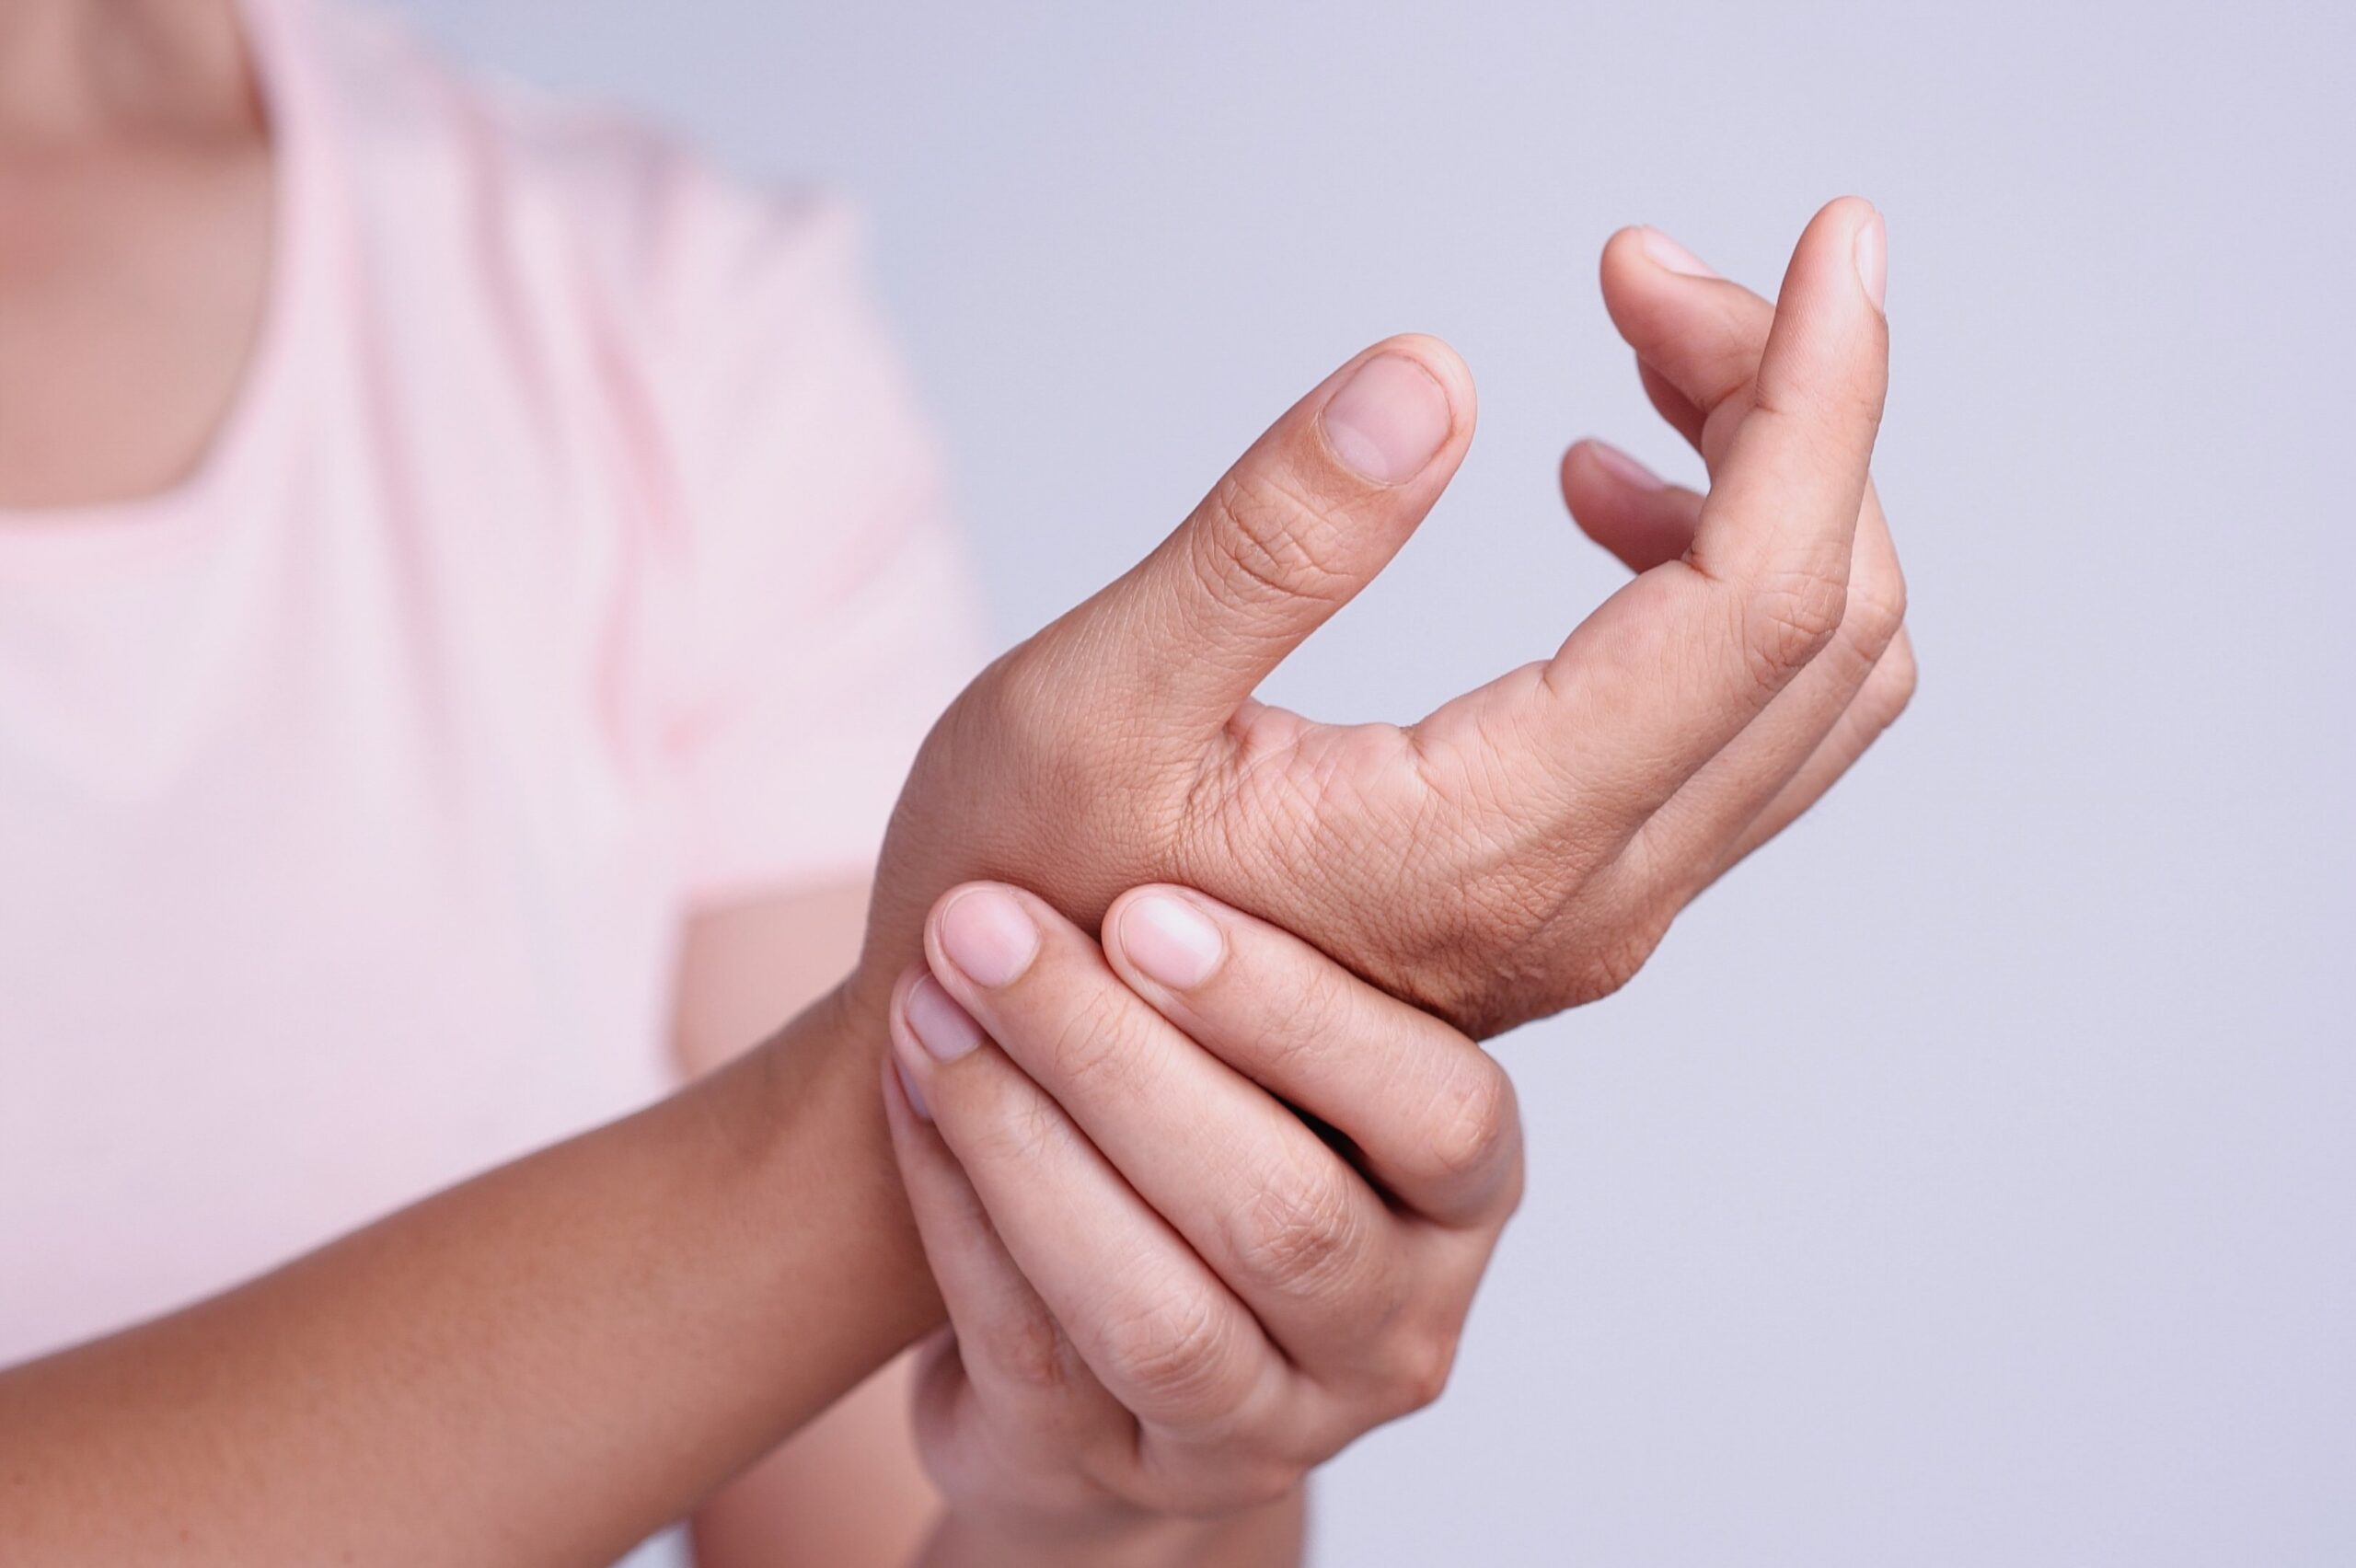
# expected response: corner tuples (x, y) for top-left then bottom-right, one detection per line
(695, 973), (944, 1388)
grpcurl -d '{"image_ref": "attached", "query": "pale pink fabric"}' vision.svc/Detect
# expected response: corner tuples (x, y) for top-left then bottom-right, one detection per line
(0, 0), (981, 1366)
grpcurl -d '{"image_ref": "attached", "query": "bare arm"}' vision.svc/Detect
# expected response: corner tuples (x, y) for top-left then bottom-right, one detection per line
(675, 878), (943, 1568)
(0, 962), (934, 1566)
(674, 882), (1304, 1568)
(0, 199), (1900, 1568)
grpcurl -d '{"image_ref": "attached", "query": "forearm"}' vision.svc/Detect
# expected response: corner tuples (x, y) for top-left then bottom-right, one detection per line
(919, 1491), (1306, 1568)
(0, 986), (941, 1567)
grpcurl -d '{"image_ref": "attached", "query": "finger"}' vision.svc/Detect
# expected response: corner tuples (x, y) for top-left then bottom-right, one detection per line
(882, 1046), (1127, 1452)
(1420, 200), (1889, 840)
(1600, 225), (1783, 471)
(1571, 230), (1784, 559)
(1641, 199), (1886, 624)
(1717, 626), (1918, 873)
(1101, 885), (1522, 1230)
(1013, 335), (1475, 732)
(1637, 357), (1705, 450)
(885, 963), (1288, 1439)
(1587, 219), (1910, 878)
(1558, 438), (1704, 574)
(1558, 429), (1911, 873)
(918, 883), (1412, 1367)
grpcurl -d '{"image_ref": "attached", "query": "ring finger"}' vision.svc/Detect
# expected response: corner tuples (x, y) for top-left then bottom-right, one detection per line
(884, 962), (1291, 1449)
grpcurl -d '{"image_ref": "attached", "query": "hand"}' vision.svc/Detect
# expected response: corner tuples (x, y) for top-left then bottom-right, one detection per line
(880, 881), (1520, 1553)
(858, 196), (1906, 1040)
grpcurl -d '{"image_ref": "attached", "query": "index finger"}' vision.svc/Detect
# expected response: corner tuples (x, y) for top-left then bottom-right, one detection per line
(1101, 885), (1523, 1230)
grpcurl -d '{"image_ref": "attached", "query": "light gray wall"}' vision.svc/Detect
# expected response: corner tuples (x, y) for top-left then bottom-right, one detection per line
(382, 2), (2353, 1562)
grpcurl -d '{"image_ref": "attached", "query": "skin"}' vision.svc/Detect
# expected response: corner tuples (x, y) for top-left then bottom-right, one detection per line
(0, 1), (1914, 1562)
(0, 0), (269, 508)
(668, 879), (948, 1565)
(851, 203), (1904, 1046)
(885, 881), (1520, 1565)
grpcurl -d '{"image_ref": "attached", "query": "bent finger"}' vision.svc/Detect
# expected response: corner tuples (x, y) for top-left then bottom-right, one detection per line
(1716, 627), (1919, 875)
(884, 1050), (1127, 1447)
(886, 966), (1287, 1439)
(918, 884), (1411, 1365)
(1101, 886), (1524, 1230)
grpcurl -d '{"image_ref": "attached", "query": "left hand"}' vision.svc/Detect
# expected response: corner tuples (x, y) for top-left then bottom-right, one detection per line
(880, 879), (1523, 1555)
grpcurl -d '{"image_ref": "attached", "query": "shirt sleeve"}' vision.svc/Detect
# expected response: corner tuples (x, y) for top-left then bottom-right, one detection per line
(640, 173), (986, 908)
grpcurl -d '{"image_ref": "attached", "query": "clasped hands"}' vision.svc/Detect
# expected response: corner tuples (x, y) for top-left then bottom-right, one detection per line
(862, 200), (1911, 1545)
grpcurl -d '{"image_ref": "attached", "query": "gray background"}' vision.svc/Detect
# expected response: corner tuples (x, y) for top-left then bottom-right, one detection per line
(384, 2), (2352, 1562)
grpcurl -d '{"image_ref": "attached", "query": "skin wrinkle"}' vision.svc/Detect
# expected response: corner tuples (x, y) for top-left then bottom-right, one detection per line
(988, 188), (1890, 1538)
(1195, 467), (1367, 613)
(2, 156), (1905, 1556)
(876, 248), (1899, 1038)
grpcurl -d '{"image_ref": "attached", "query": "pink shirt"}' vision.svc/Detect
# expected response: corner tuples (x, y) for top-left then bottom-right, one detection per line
(0, 0), (979, 1366)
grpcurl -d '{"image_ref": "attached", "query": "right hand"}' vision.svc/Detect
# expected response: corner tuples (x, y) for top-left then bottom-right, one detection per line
(857, 197), (1909, 1040)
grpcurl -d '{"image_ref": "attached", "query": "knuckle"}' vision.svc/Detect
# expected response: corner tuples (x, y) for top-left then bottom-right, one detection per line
(1194, 470), (1355, 613)
(1381, 1324), (1461, 1414)
(987, 1314), (1074, 1397)
(1037, 983), (1147, 1097)
(1146, 1452), (1306, 1520)
(1571, 908), (1675, 1006)
(1224, 1164), (1365, 1299)
(1417, 1057), (1518, 1190)
(1841, 566), (1909, 665)
(1865, 633), (1919, 731)
(1741, 569), (1849, 691)
(1237, 957), (1354, 1079)
(1103, 1291), (1243, 1419)
(1218, 1459), (1311, 1515)
(964, 1091), (1072, 1170)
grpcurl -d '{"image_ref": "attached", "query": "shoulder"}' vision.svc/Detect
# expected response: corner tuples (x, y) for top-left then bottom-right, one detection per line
(286, 0), (867, 356)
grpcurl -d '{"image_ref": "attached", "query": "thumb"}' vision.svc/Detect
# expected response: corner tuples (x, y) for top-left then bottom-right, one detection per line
(1025, 335), (1474, 729)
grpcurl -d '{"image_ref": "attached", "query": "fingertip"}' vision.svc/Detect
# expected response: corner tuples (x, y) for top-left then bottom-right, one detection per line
(881, 1043), (931, 1125)
(1854, 208), (1887, 314)
(1317, 334), (1475, 487)
(1600, 223), (1649, 278)
(1560, 440), (1705, 574)
(1597, 225), (1754, 380)
(1105, 884), (1229, 995)
(1753, 199), (1891, 423)
(1563, 437), (1667, 497)
(1640, 225), (1720, 280)
(927, 882), (1044, 995)
(884, 959), (928, 1058)
(1788, 196), (1887, 317)
(1361, 331), (1476, 432)
(884, 963), (949, 1123)
(1816, 192), (1880, 233)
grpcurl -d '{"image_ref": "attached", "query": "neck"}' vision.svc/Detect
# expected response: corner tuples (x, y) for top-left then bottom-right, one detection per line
(0, 0), (255, 144)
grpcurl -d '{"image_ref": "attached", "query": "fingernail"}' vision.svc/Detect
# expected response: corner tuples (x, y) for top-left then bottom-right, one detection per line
(1321, 352), (1451, 485)
(904, 973), (986, 1062)
(893, 1056), (932, 1120)
(1583, 439), (1666, 492)
(1853, 208), (1887, 313)
(936, 887), (1039, 989)
(1116, 892), (1226, 991)
(1639, 226), (1718, 279)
